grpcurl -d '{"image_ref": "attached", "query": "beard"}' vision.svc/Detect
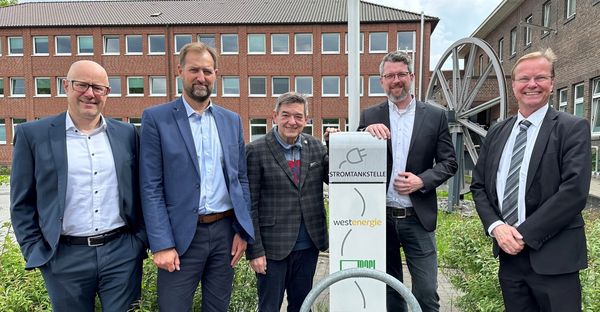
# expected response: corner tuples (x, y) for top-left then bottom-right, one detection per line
(386, 86), (410, 103)
(185, 83), (212, 103)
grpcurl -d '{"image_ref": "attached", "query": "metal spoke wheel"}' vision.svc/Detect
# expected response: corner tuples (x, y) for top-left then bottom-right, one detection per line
(425, 37), (508, 209)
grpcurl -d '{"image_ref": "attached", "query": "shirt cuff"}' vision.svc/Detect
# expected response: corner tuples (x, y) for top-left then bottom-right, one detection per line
(488, 220), (505, 237)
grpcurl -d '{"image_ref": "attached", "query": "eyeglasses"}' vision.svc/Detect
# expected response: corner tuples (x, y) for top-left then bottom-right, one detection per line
(381, 72), (411, 81)
(69, 80), (111, 95)
(514, 76), (553, 84)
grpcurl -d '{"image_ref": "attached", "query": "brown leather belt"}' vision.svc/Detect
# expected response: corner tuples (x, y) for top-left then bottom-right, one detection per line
(386, 206), (416, 219)
(198, 210), (234, 224)
(60, 226), (127, 247)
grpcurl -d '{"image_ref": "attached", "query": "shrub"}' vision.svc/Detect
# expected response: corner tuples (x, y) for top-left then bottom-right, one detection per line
(0, 222), (258, 311)
(437, 210), (600, 312)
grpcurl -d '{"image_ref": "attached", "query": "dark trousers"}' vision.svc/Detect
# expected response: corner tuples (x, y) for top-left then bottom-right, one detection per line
(256, 246), (319, 312)
(157, 217), (235, 312)
(39, 232), (145, 312)
(386, 215), (440, 312)
(499, 249), (582, 312)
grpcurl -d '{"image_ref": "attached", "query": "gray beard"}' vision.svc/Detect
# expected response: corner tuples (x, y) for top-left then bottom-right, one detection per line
(186, 84), (211, 102)
(387, 88), (409, 103)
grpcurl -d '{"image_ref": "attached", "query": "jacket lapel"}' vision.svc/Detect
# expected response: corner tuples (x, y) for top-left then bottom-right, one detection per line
(172, 99), (200, 176)
(489, 116), (517, 205)
(266, 130), (297, 186)
(105, 118), (126, 213)
(49, 113), (68, 217)
(408, 101), (426, 153)
(298, 134), (310, 190)
(526, 108), (558, 192)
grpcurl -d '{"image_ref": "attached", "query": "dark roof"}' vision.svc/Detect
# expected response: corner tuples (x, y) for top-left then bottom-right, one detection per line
(0, 0), (438, 29)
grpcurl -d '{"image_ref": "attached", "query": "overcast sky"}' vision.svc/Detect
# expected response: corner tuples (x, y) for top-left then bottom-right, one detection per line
(367, 0), (503, 69)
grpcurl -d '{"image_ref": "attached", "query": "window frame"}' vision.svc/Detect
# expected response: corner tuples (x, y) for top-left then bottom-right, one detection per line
(175, 76), (183, 96)
(295, 76), (313, 96)
(558, 88), (568, 112)
(321, 118), (340, 142)
(247, 33), (266, 55)
(198, 34), (216, 49)
(566, 0), (576, 19)
(542, 1), (551, 36)
(8, 36), (24, 56)
(127, 76), (145, 96)
(524, 15), (533, 46)
(148, 34), (166, 55)
(397, 31), (415, 52)
(509, 27), (517, 56)
(574, 83), (584, 117)
(10, 77), (25, 97)
(34, 77), (51, 97)
(107, 76), (121, 97)
(221, 34), (239, 55)
(271, 34), (290, 54)
(294, 33), (313, 54)
(498, 38), (504, 62)
(248, 76), (267, 97)
(368, 76), (385, 96)
(149, 76), (167, 96)
(345, 76), (364, 97)
(272, 76), (290, 97)
(321, 33), (340, 54)
(249, 118), (268, 142)
(368, 32), (388, 53)
(55, 35), (71, 55)
(344, 32), (364, 54)
(77, 35), (94, 55)
(222, 76), (240, 97)
(322, 76), (340, 97)
(32, 36), (49, 55)
(174, 34), (192, 54)
(592, 78), (600, 133)
(103, 35), (120, 55)
(125, 35), (143, 55)
(0, 119), (6, 144)
(56, 77), (67, 97)
(0, 78), (4, 97)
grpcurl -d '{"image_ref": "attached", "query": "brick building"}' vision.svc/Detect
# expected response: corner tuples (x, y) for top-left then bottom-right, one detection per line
(467, 0), (600, 169)
(0, 0), (438, 165)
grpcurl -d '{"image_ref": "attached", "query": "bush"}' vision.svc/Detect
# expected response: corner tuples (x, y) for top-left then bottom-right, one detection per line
(437, 210), (600, 312)
(0, 223), (258, 311)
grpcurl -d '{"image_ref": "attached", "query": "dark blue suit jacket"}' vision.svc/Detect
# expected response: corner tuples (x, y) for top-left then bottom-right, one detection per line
(140, 98), (254, 255)
(10, 112), (146, 269)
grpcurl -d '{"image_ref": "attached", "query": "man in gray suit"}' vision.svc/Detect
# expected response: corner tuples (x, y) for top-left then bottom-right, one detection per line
(10, 60), (147, 311)
(359, 51), (457, 312)
(246, 92), (336, 312)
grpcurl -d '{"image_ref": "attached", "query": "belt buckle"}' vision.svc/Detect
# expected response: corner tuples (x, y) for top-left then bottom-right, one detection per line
(392, 208), (408, 219)
(87, 234), (105, 247)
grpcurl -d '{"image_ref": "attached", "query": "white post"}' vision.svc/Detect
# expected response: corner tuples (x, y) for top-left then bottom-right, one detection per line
(347, 0), (360, 131)
(419, 11), (425, 101)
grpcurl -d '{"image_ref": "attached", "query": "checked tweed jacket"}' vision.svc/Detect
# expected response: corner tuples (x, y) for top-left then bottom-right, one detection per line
(245, 129), (329, 261)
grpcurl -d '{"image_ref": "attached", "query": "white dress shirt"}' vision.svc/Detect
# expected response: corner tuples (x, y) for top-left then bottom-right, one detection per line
(63, 113), (124, 236)
(386, 97), (416, 208)
(488, 104), (548, 235)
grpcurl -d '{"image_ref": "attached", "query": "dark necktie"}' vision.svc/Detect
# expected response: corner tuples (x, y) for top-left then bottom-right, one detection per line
(501, 120), (532, 226)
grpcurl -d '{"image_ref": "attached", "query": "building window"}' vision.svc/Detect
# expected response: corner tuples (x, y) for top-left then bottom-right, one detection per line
(397, 31), (415, 52)
(174, 34), (192, 54)
(211, 79), (217, 97)
(129, 117), (141, 131)
(108, 76), (121, 97)
(295, 76), (313, 96)
(345, 76), (364, 96)
(0, 40), (2, 56)
(498, 38), (504, 62)
(127, 76), (144, 96)
(322, 118), (339, 142)
(33, 36), (49, 55)
(248, 34), (266, 54)
(271, 34), (289, 54)
(222, 76), (240, 97)
(10, 77), (25, 96)
(175, 76), (183, 96)
(148, 35), (165, 54)
(55, 35), (71, 55)
(272, 77), (290, 96)
(0, 119), (6, 144)
(126, 35), (142, 54)
(566, 0), (576, 19)
(509, 27), (517, 56)
(574, 83), (584, 117)
(294, 33), (312, 54)
(369, 32), (388, 53)
(344, 32), (364, 53)
(35, 77), (51, 96)
(542, 1), (551, 36)
(8, 36), (23, 55)
(103, 35), (120, 55)
(322, 76), (340, 97)
(12, 118), (26, 141)
(303, 119), (313, 135)
(0, 79), (4, 97)
(558, 88), (568, 112)
(77, 35), (94, 55)
(250, 118), (267, 141)
(198, 34), (216, 48)
(150, 76), (167, 96)
(478, 55), (484, 76)
(524, 15), (533, 46)
(322, 33), (340, 54)
(592, 78), (600, 133)
(248, 76), (267, 97)
(56, 77), (66, 96)
(368, 76), (385, 96)
(221, 34), (239, 54)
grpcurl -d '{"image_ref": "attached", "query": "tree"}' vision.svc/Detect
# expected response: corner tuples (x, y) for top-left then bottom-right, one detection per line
(0, 0), (17, 7)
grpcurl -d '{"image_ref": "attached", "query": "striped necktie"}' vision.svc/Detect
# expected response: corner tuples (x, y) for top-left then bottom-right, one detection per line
(501, 119), (532, 226)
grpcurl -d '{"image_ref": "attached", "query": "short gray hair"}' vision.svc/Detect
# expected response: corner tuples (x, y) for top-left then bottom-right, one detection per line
(379, 51), (414, 75)
(274, 92), (309, 116)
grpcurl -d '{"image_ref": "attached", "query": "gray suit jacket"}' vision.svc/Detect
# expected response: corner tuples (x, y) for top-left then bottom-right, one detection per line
(471, 107), (590, 274)
(358, 100), (457, 231)
(10, 112), (146, 269)
(245, 130), (329, 260)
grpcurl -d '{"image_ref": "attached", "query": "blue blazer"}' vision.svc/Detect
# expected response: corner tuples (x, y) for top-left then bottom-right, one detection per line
(140, 98), (254, 255)
(10, 112), (146, 269)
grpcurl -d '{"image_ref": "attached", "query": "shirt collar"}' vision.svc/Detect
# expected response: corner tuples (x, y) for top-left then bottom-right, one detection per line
(388, 96), (416, 115)
(65, 112), (107, 134)
(517, 104), (548, 129)
(273, 126), (303, 150)
(182, 96), (213, 117)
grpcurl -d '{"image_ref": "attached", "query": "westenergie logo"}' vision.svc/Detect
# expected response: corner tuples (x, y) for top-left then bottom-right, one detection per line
(332, 218), (383, 228)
